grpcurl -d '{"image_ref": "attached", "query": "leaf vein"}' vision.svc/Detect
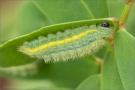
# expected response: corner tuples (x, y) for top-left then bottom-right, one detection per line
(80, 0), (95, 19)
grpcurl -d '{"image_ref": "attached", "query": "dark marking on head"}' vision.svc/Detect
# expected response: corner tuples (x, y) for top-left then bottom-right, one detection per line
(101, 21), (110, 28)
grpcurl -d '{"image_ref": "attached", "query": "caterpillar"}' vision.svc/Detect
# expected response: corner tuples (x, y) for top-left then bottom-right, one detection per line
(0, 61), (39, 77)
(19, 21), (112, 63)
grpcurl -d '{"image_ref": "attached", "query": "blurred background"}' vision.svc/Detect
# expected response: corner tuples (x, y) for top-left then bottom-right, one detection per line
(0, 0), (134, 90)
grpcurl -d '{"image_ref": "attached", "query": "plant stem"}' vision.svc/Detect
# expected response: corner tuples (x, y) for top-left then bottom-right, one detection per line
(119, 0), (135, 28)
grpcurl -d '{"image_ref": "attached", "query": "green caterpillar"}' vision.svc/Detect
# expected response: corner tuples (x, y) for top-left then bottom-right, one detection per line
(0, 61), (39, 76)
(19, 21), (112, 63)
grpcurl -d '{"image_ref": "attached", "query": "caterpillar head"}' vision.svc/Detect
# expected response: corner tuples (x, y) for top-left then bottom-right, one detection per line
(101, 21), (110, 27)
(98, 21), (112, 38)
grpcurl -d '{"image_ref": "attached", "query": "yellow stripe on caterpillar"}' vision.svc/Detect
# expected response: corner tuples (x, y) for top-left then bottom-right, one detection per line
(22, 29), (95, 53)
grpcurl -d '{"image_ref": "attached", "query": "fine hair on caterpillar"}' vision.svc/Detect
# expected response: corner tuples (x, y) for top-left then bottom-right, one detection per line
(19, 21), (112, 63)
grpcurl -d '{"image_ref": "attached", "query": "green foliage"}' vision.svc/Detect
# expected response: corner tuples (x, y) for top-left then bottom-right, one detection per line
(0, 18), (115, 67)
(34, 0), (109, 24)
(101, 51), (124, 89)
(0, 56), (100, 88)
(114, 29), (135, 89)
(76, 75), (100, 90)
(18, 1), (48, 35)
(0, 0), (134, 90)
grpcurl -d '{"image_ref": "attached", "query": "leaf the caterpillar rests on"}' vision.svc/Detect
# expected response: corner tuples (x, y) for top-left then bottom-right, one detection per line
(19, 21), (113, 63)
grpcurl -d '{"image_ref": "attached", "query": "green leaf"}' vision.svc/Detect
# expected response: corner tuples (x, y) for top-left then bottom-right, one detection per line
(76, 74), (100, 90)
(101, 51), (124, 89)
(114, 29), (135, 89)
(34, 0), (109, 24)
(37, 56), (100, 88)
(0, 56), (100, 89)
(18, 1), (49, 35)
(0, 18), (115, 67)
(95, 45), (107, 59)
